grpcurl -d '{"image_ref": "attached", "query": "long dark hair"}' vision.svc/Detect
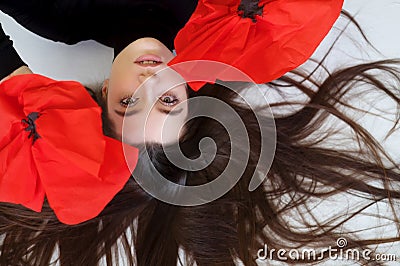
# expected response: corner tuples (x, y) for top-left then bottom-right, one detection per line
(1, 12), (400, 266)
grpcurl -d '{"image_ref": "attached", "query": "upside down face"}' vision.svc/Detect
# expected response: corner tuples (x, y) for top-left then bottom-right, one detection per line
(104, 38), (188, 146)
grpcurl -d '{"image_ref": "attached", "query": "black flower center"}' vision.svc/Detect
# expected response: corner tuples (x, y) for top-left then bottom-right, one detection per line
(22, 112), (41, 144)
(238, 0), (264, 23)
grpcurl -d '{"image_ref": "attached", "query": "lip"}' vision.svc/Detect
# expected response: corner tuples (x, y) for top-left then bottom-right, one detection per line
(135, 54), (163, 63)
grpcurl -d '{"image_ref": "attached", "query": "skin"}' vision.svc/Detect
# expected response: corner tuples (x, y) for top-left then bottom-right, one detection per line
(103, 38), (188, 146)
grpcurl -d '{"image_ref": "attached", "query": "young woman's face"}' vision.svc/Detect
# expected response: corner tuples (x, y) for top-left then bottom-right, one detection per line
(105, 38), (188, 145)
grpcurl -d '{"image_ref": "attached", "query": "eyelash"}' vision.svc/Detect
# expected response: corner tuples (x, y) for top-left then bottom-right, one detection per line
(120, 97), (138, 107)
(119, 94), (180, 108)
(158, 94), (179, 106)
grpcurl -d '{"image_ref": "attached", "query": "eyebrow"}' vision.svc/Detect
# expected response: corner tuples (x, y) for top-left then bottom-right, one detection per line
(114, 107), (184, 117)
(114, 109), (140, 117)
(159, 108), (184, 116)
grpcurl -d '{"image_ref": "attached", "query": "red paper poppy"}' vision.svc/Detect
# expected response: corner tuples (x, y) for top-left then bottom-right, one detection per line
(0, 74), (138, 225)
(168, 0), (344, 91)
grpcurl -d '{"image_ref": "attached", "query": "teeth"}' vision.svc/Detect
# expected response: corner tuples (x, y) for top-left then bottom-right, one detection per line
(139, 60), (160, 64)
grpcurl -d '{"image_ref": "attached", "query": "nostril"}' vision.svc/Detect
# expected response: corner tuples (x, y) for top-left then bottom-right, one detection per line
(144, 68), (156, 76)
(138, 73), (156, 83)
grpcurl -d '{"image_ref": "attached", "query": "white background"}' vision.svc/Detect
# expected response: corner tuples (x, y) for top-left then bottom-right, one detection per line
(1, 1), (400, 265)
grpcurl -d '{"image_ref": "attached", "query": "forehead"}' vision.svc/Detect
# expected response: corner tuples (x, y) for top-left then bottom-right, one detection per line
(112, 99), (189, 145)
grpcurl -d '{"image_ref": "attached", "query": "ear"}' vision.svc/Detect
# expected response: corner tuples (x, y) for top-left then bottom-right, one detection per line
(102, 79), (109, 99)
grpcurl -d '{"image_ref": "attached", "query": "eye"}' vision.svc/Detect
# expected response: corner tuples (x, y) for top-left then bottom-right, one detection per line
(159, 94), (179, 106)
(120, 97), (138, 107)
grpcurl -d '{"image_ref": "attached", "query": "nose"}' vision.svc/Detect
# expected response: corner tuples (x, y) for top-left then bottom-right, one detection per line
(138, 68), (157, 83)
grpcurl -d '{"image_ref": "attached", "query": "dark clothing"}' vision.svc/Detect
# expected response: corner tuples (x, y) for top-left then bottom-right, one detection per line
(0, 0), (197, 54)
(0, 24), (26, 80)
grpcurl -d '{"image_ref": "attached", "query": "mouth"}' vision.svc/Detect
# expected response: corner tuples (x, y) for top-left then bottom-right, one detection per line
(134, 55), (163, 67)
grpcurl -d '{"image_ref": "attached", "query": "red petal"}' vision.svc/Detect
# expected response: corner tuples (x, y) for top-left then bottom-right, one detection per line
(169, 0), (344, 91)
